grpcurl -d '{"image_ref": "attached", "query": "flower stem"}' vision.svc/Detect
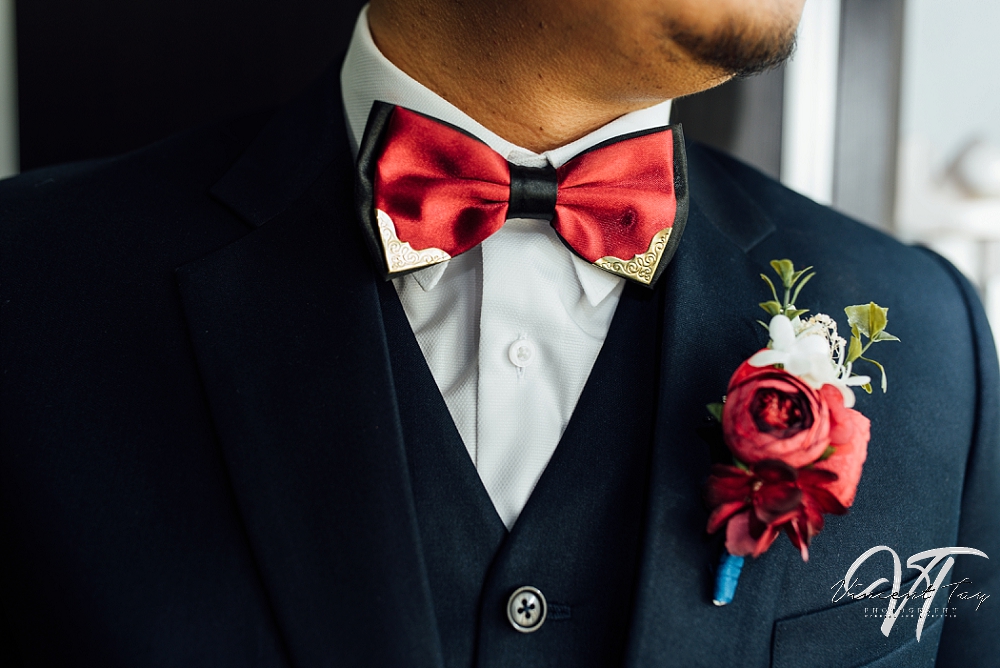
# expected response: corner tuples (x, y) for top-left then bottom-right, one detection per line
(713, 550), (745, 606)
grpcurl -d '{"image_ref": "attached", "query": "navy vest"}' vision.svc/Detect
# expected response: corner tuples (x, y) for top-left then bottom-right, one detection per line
(379, 278), (662, 668)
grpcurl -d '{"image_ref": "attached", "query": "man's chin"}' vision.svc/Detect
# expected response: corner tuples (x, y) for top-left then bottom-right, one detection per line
(664, 17), (798, 78)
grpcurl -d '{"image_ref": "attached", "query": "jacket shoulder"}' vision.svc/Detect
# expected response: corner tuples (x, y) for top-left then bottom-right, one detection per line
(0, 111), (275, 301)
(688, 141), (951, 290)
(0, 110), (273, 247)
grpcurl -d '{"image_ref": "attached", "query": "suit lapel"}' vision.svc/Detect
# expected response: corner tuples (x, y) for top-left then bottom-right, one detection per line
(625, 144), (791, 667)
(175, 64), (442, 668)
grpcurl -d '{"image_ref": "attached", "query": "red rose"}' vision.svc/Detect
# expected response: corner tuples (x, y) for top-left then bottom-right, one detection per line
(814, 384), (870, 507)
(707, 357), (873, 561)
(722, 359), (831, 468)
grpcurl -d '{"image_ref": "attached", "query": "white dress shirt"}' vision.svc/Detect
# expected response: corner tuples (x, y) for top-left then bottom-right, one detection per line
(341, 6), (672, 528)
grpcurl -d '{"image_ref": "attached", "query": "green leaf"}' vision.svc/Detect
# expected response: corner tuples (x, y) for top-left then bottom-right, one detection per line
(868, 302), (888, 336)
(873, 330), (900, 342)
(861, 382), (873, 394)
(760, 273), (779, 302)
(756, 319), (770, 331)
(770, 259), (795, 288)
(759, 300), (782, 316)
(845, 304), (872, 338)
(706, 402), (724, 422)
(847, 302), (890, 339)
(790, 271), (815, 306)
(790, 266), (814, 286)
(733, 458), (750, 472)
(818, 445), (836, 461)
(847, 336), (863, 363)
(786, 308), (809, 319)
(861, 355), (888, 392)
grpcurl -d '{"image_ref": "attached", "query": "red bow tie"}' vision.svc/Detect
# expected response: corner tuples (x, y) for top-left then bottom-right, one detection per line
(355, 102), (688, 288)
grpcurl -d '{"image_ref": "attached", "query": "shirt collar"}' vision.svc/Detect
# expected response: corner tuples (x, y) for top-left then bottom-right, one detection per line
(340, 4), (671, 304)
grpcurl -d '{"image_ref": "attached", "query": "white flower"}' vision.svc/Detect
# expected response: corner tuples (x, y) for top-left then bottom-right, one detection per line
(749, 314), (870, 407)
(749, 315), (831, 382)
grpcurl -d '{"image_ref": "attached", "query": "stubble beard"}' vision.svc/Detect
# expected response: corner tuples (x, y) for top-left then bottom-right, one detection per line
(664, 17), (799, 78)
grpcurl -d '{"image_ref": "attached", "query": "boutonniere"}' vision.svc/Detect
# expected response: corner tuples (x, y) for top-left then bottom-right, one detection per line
(705, 260), (899, 605)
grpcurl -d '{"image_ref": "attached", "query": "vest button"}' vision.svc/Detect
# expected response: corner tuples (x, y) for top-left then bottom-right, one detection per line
(507, 586), (547, 633)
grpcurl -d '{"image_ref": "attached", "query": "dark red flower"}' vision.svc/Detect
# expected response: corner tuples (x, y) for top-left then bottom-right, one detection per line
(705, 460), (847, 560)
(782, 468), (847, 561)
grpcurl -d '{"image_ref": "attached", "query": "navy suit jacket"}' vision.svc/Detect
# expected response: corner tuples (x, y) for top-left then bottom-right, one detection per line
(2, 62), (998, 667)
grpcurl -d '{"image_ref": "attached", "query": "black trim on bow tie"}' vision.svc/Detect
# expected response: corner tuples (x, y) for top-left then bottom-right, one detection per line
(508, 163), (558, 221)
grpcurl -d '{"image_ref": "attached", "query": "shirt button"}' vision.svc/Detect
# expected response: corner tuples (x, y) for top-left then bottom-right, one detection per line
(507, 586), (547, 633)
(508, 339), (535, 368)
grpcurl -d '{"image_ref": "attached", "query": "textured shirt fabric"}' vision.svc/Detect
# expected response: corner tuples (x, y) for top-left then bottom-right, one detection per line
(340, 6), (672, 528)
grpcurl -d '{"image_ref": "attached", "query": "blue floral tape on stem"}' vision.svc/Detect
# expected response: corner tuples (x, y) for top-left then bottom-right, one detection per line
(713, 551), (744, 606)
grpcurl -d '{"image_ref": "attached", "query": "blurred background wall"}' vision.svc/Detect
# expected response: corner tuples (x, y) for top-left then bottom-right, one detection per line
(895, 0), (1000, 337)
(1, 0), (999, 338)
(900, 0), (1000, 170)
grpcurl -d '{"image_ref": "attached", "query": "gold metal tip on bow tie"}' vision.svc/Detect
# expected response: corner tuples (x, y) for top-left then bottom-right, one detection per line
(377, 209), (452, 274)
(592, 227), (672, 285)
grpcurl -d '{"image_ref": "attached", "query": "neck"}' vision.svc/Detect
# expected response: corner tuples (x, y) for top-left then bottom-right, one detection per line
(366, 1), (669, 153)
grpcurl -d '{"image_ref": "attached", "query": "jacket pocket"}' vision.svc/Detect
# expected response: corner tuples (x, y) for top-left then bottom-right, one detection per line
(771, 595), (944, 668)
